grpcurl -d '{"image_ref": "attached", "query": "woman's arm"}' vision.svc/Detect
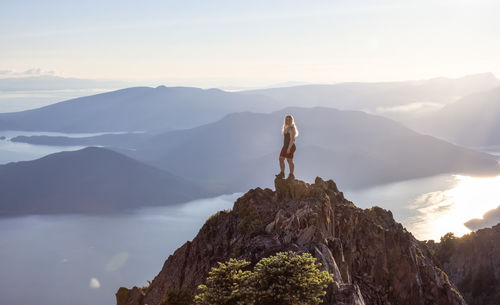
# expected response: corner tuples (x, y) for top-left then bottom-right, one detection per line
(287, 129), (295, 153)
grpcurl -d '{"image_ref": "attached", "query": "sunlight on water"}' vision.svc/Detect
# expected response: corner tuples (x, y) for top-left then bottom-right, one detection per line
(407, 175), (500, 241)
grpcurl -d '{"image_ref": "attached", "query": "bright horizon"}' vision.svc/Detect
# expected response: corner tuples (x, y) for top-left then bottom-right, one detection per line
(2, 0), (500, 88)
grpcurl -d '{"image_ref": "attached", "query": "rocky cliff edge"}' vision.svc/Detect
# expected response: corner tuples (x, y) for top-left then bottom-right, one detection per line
(117, 177), (466, 305)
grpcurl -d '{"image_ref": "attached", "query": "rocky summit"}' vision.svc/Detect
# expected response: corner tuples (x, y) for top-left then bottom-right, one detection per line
(116, 177), (466, 305)
(430, 224), (500, 305)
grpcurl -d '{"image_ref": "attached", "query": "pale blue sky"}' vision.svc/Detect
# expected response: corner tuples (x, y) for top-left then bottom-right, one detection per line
(1, 0), (499, 87)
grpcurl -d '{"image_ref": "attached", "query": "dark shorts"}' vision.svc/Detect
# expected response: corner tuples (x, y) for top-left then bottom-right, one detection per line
(280, 144), (296, 159)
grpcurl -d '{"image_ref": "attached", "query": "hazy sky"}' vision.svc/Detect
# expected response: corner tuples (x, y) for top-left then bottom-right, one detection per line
(1, 0), (499, 87)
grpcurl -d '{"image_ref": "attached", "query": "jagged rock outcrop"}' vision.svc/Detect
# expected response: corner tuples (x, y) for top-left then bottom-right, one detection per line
(429, 224), (500, 305)
(117, 177), (466, 305)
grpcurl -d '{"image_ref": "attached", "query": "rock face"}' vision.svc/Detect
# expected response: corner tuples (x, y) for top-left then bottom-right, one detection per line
(117, 177), (466, 305)
(432, 224), (500, 305)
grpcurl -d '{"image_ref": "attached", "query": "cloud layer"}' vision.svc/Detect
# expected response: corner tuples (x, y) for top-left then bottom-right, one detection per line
(465, 204), (500, 231)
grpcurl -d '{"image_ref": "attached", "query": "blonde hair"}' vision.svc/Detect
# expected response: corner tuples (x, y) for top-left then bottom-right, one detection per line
(282, 114), (299, 137)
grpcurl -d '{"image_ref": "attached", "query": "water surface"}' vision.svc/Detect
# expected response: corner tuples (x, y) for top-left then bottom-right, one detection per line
(0, 194), (239, 305)
(0, 130), (133, 164)
(346, 174), (500, 240)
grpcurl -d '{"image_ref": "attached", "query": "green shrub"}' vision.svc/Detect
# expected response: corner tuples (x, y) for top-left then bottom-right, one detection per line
(253, 251), (333, 305)
(195, 252), (333, 305)
(195, 258), (255, 305)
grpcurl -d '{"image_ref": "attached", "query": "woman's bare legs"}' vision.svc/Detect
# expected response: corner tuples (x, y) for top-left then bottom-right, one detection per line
(286, 158), (294, 176)
(279, 156), (285, 174)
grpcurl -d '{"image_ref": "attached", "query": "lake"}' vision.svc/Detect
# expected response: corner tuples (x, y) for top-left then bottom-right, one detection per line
(0, 130), (136, 164)
(1, 175), (499, 305)
(0, 194), (240, 305)
(345, 174), (500, 241)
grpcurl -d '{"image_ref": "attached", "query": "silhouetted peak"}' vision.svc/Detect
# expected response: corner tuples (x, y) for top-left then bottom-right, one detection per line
(431, 221), (500, 305)
(40, 146), (123, 162)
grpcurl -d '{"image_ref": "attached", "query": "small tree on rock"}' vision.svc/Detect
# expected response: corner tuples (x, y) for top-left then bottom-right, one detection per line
(195, 251), (333, 305)
(253, 251), (333, 305)
(436, 232), (457, 263)
(195, 258), (255, 305)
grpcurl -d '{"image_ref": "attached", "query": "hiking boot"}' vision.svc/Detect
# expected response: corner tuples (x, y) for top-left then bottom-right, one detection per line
(287, 173), (295, 180)
(275, 172), (285, 179)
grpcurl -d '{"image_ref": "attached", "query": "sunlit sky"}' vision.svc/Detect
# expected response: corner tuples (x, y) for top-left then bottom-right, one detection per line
(1, 0), (500, 87)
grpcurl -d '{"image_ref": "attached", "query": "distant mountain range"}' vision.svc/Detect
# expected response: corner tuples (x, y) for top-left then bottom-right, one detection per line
(1, 73), (498, 134)
(242, 73), (500, 120)
(410, 87), (500, 147)
(117, 107), (500, 193)
(0, 147), (210, 216)
(2, 74), (500, 215)
(0, 86), (276, 132)
(11, 104), (500, 194)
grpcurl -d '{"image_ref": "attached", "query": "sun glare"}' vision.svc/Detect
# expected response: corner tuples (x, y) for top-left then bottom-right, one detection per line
(408, 175), (500, 241)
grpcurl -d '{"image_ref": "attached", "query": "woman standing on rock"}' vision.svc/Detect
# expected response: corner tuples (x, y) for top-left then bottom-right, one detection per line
(276, 114), (298, 180)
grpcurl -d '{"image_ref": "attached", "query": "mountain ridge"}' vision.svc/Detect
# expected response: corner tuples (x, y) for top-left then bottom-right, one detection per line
(429, 223), (500, 305)
(0, 147), (210, 216)
(116, 176), (466, 305)
(241, 73), (500, 117)
(2, 72), (498, 133)
(0, 86), (276, 132)
(120, 106), (500, 193)
(410, 86), (500, 146)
